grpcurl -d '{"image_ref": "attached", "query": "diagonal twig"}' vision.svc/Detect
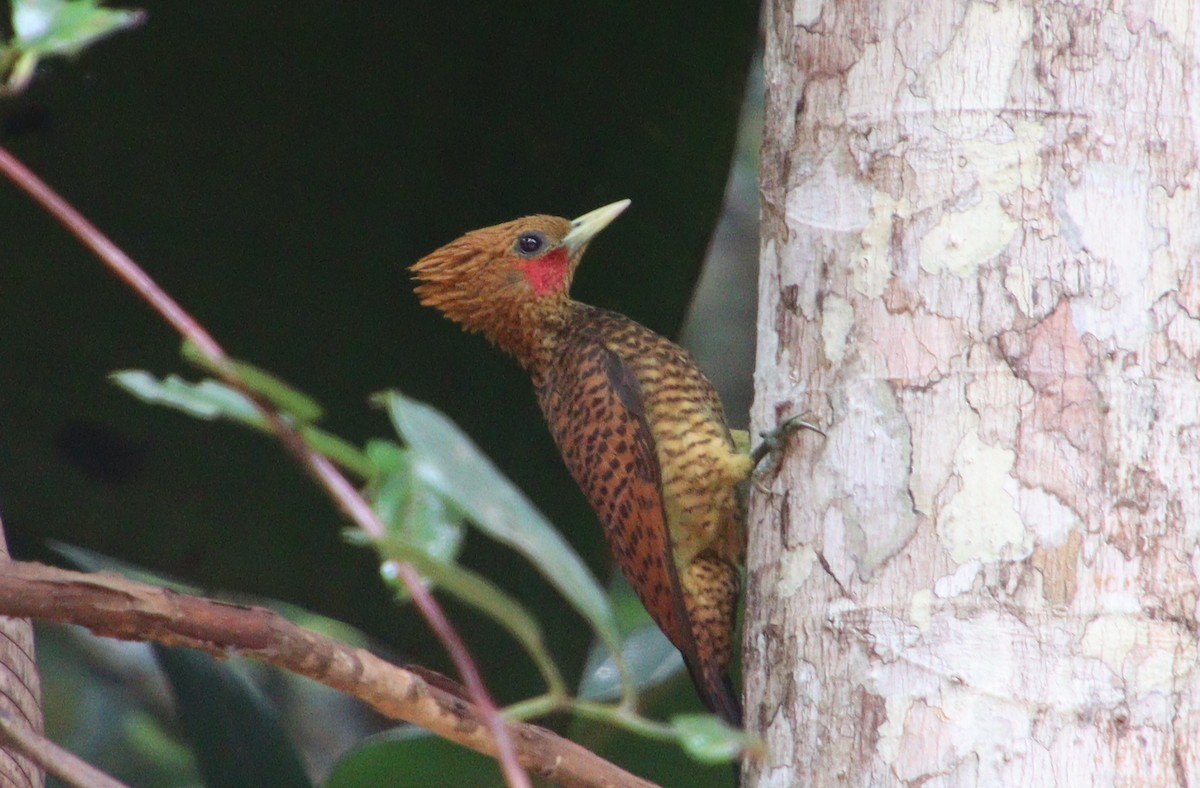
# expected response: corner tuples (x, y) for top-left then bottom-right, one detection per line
(0, 560), (658, 788)
(0, 708), (128, 788)
(0, 145), (527, 787)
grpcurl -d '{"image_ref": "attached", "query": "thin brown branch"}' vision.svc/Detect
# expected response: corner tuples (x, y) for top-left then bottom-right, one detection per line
(0, 145), (525, 787)
(0, 561), (658, 788)
(390, 560), (526, 778)
(0, 148), (222, 359)
(0, 708), (127, 788)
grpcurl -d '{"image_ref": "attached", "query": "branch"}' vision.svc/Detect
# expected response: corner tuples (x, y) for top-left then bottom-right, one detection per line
(0, 709), (127, 788)
(0, 144), (526, 788)
(0, 515), (43, 788)
(0, 561), (658, 788)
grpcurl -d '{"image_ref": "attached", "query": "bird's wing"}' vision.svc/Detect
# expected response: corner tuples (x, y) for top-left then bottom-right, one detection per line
(539, 332), (701, 673)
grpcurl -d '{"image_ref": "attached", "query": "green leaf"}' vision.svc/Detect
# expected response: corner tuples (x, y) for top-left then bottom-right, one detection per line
(378, 391), (625, 678)
(670, 714), (755, 765)
(364, 441), (564, 692)
(112, 370), (373, 478)
(111, 374), (558, 685)
(12, 0), (144, 55)
(181, 339), (324, 423)
(364, 440), (466, 597)
(53, 539), (374, 652)
(111, 370), (266, 424)
(5, 0), (144, 92)
(122, 710), (197, 775)
(12, 0), (144, 54)
(578, 574), (684, 701)
(326, 726), (500, 788)
(153, 646), (314, 788)
(375, 545), (564, 695)
(49, 539), (202, 593)
(579, 624), (683, 702)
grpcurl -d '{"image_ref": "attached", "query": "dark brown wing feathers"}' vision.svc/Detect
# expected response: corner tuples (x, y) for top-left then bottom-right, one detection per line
(539, 333), (703, 675)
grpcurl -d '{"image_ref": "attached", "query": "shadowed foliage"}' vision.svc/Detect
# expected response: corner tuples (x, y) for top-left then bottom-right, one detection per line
(1, 2), (759, 785)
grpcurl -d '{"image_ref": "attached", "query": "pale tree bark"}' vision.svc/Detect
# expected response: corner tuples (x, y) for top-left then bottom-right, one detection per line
(0, 517), (44, 788)
(747, 1), (1200, 785)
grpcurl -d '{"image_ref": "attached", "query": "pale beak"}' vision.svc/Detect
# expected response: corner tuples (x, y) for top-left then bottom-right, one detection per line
(564, 199), (631, 253)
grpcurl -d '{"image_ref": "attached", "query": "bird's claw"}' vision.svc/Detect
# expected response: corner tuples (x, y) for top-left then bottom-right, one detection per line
(749, 413), (825, 478)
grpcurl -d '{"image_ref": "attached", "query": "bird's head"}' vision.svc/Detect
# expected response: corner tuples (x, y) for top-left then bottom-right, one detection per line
(411, 199), (630, 346)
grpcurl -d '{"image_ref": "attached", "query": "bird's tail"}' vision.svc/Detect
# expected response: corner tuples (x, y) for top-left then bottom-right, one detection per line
(680, 552), (744, 785)
(685, 658), (743, 727)
(680, 554), (743, 727)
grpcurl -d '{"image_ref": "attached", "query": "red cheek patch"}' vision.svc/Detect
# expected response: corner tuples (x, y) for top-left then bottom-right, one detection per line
(520, 247), (570, 296)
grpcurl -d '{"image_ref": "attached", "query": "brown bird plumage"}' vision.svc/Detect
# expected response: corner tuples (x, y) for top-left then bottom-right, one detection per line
(411, 200), (753, 725)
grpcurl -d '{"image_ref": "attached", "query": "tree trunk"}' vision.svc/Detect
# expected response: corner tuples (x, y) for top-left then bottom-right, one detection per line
(746, 1), (1200, 785)
(0, 517), (44, 788)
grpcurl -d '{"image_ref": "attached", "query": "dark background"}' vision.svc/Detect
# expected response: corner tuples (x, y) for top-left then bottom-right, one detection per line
(0, 2), (762, 784)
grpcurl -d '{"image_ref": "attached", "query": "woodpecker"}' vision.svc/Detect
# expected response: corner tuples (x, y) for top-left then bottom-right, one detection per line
(412, 200), (766, 725)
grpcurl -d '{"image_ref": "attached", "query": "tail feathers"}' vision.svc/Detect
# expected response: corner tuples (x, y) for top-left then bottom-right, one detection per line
(685, 659), (743, 728)
(720, 670), (744, 728)
(686, 662), (744, 787)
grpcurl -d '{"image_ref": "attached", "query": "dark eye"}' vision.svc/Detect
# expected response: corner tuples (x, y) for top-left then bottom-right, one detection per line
(517, 232), (545, 255)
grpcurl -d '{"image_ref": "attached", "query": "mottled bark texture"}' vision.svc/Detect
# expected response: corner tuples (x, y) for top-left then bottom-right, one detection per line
(748, 1), (1200, 785)
(0, 519), (43, 788)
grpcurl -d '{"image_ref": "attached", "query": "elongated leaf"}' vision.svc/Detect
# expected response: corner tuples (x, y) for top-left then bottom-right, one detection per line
(50, 540), (201, 593)
(670, 714), (757, 765)
(52, 539), (373, 647)
(579, 624), (683, 702)
(111, 370), (265, 424)
(379, 392), (623, 660)
(12, 0), (144, 56)
(154, 646), (313, 788)
(376, 538), (563, 693)
(326, 726), (499, 788)
(5, 0), (144, 92)
(365, 440), (465, 574)
(579, 573), (684, 701)
(181, 339), (323, 423)
(363, 442), (558, 686)
(111, 371), (373, 478)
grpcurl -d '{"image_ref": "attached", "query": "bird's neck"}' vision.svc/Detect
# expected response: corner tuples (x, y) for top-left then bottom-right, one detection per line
(491, 298), (583, 385)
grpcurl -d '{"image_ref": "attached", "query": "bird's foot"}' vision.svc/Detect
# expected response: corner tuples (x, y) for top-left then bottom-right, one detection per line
(749, 413), (824, 475)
